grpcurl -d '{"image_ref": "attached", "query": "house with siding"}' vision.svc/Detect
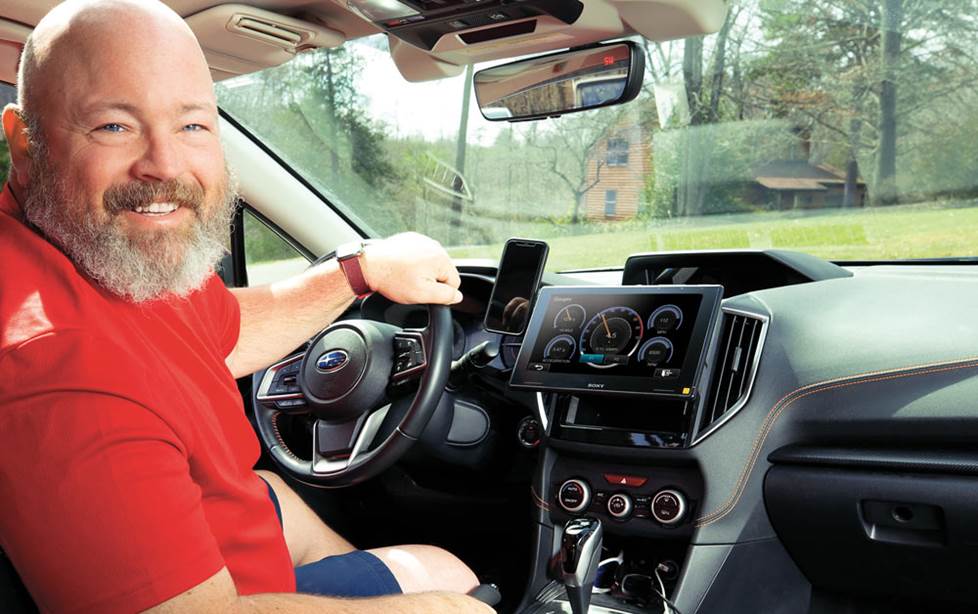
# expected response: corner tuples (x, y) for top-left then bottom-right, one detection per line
(751, 160), (866, 209)
(583, 124), (652, 221)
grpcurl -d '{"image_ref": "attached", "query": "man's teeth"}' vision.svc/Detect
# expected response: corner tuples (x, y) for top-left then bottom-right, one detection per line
(134, 202), (179, 215)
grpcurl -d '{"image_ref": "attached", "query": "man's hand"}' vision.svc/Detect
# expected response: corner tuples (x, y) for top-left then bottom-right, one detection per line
(228, 233), (462, 378)
(360, 233), (463, 305)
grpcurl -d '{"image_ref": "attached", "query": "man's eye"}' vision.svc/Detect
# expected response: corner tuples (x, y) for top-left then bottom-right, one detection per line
(183, 123), (206, 132)
(97, 123), (126, 133)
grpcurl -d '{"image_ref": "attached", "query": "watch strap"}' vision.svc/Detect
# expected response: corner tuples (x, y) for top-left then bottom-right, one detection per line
(336, 242), (372, 298)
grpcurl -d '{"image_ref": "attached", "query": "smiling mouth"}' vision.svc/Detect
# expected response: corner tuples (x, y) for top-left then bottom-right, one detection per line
(132, 202), (180, 216)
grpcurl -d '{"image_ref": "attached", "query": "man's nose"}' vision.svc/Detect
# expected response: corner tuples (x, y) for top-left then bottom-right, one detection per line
(131, 130), (186, 182)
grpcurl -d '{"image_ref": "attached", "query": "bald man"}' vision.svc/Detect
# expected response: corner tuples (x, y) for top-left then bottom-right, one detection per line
(0, 1), (492, 612)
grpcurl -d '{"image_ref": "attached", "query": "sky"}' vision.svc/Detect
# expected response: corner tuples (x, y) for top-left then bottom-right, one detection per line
(352, 40), (508, 146)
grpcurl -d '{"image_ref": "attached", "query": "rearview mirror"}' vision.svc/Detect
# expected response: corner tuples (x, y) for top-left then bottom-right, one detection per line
(473, 41), (644, 122)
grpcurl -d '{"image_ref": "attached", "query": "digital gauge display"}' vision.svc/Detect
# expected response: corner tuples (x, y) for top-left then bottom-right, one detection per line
(579, 307), (643, 366)
(510, 285), (724, 397)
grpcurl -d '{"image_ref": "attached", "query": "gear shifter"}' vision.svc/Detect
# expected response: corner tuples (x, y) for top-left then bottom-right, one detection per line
(559, 518), (603, 614)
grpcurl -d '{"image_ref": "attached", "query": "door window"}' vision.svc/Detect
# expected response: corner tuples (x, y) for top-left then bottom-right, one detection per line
(242, 210), (309, 285)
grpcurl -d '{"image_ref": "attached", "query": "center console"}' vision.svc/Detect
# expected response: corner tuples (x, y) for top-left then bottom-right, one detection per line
(511, 286), (725, 613)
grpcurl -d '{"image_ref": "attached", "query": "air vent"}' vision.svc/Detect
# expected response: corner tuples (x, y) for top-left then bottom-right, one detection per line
(696, 311), (766, 441)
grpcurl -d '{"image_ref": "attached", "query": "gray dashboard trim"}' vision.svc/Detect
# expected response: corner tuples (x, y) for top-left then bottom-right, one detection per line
(693, 354), (978, 528)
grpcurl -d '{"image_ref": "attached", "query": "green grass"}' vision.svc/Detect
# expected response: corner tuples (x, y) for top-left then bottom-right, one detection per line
(661, 228), (751, 251)
(448, 201), (978, 270)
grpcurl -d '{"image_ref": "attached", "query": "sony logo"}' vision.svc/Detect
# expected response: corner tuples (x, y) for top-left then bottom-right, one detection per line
(587, 383), (605, 389)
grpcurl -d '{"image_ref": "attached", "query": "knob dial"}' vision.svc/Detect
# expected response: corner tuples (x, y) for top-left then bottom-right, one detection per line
(651, 489), (687, 525)
(557, 479), (591, 513)
(607, 493), (633, 519)
(516, 416), (542, 449)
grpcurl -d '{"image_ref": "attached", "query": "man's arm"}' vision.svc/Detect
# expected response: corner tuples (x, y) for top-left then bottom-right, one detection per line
(225, 233), (463, 378)
(147, 567), (491, 613)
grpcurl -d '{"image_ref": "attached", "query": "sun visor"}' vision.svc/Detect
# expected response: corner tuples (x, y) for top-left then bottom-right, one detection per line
(612, 0), (728, 42)
(186, 4), (345, 80)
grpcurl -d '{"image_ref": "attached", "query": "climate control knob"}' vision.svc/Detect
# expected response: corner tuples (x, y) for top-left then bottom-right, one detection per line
(607, 493), (633, 519)
(651, 489), (687, 525)
(557, 479), (591, 513)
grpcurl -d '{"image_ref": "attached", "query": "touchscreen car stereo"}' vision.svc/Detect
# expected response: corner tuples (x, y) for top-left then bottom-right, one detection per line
(510, 285), (723, 397)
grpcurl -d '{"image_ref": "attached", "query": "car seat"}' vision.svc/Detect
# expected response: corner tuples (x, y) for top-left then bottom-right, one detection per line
(0, 548), (37, 613)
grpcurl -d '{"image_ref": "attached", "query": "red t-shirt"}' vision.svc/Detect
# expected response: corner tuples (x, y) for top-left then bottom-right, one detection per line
(0, 186), (295, 613)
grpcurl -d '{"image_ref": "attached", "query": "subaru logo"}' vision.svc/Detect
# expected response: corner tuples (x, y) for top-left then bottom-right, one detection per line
(316, 349), (349, 372)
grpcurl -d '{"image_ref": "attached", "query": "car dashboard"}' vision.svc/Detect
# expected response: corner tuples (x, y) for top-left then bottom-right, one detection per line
(259, 248), (978, 614)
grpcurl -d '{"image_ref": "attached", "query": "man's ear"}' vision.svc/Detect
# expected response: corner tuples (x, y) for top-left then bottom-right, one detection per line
(2, 103), (32, 190)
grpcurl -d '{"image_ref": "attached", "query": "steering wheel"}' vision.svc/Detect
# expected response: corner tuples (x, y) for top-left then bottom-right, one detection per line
(254, 304), (452, 488)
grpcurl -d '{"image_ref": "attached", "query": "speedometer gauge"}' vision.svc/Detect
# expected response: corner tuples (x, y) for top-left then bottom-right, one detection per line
(579, 306), (644, 367)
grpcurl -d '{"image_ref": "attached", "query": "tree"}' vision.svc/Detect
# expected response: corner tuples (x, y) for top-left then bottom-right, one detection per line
(875, 0), (902, 203)
(639, 1), (753, 217)
(528, 108), (625, 224)
(752, 0), (978, 205)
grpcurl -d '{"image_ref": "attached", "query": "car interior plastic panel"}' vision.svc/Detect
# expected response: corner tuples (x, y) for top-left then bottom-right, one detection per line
(765, 460), (978, 609)
(0, 19), (31, 84)
(521, 263), (978, 612)
(368, 0), (729, 82)
(621, 249), (853, 296)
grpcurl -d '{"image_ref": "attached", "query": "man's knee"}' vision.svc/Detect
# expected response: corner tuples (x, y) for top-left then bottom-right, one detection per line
(369, 544), (479, 594)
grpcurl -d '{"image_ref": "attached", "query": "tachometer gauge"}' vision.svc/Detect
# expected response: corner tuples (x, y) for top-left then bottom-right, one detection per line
(543, 334), (576, 361)
(553, 304), (586, 332)
(580, 306), (644, 367)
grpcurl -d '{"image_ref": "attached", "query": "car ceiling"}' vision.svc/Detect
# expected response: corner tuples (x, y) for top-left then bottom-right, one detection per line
(0, 0), (727, 84)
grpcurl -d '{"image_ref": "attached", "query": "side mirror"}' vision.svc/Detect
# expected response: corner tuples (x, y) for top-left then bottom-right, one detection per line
(473, 41), (644, 122)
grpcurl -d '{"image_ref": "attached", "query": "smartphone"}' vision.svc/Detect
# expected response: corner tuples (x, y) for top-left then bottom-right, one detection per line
(484, 239), (549, 335)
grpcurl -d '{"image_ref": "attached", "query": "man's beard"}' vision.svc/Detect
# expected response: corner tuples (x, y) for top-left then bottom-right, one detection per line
(21, 145), (238, 303)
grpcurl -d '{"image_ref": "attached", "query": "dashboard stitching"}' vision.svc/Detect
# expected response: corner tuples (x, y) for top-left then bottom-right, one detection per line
(530, 486), (551, 511)
(694, 357), (978, 527)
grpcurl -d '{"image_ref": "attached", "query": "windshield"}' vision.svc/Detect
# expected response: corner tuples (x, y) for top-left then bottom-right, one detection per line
(216, 1), (978, 270)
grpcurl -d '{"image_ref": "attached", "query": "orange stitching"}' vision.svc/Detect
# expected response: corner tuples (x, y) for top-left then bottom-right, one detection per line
(694, 357), (978, 527)
(701, 355), (978, 524)
(270, 411), (302, 461)
(530, 486), (551, 511)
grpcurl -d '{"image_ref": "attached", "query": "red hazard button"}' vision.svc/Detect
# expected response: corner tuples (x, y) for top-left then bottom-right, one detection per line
(603, 474), (648, 488)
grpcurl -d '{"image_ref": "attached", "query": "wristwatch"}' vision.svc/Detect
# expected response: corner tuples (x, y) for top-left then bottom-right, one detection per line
(335, 240), (373, 298)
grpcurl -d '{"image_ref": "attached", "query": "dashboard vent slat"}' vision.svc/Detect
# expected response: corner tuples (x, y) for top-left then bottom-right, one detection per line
(697, 311), (766, 442)
(710, 317), (737, 422)
(739, 319), (760, 398)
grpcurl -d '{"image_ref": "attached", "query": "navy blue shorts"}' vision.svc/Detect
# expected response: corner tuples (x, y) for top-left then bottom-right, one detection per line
(262, 477), (402, 597)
